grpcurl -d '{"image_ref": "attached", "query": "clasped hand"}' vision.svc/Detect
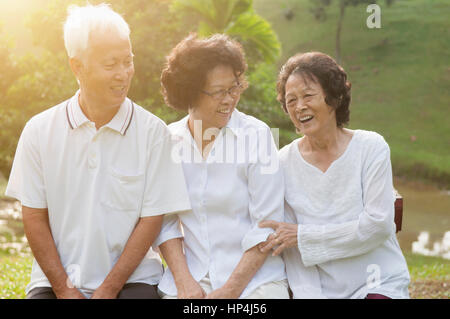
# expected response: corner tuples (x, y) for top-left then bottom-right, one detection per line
(258, 220), (298, 256)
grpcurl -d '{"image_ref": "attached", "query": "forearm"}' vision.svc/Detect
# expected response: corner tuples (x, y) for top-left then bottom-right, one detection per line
(159, 238), (194, 285)
(299, 214), (394, 266)
(223, 245), (270, 298)
(100, 215), (163, 294)
(22, 207), (71, 296)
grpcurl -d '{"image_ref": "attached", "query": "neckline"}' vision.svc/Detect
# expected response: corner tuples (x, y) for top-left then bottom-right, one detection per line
(295, 129), (358, 175)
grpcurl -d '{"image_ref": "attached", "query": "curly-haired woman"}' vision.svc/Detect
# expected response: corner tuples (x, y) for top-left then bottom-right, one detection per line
(154, 34), (289, 299)
(259, 52), (410, 299)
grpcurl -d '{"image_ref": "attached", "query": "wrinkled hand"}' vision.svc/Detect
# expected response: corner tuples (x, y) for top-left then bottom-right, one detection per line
(55, 287), (87, 299)
(205, 286), (238, 299)
(258, 220), (298, 256)
(90, 284), (119, 299)
(176, 277), (206, 299)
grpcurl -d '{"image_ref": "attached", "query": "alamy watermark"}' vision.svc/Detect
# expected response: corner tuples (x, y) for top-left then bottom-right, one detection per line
(367, 4), (381, 29)
(366, 264), (381, 289)
(170, 120), (280, 175)
(66, 264), (81, 289)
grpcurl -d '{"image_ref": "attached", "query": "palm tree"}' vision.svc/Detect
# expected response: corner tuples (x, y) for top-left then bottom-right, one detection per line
(171, 0), (281, 65)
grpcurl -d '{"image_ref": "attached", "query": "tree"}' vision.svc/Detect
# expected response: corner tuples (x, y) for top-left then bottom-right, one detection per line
(0, 0), (188, 177)
(309, 0), (394, 64)
(171, 0), (281, 66)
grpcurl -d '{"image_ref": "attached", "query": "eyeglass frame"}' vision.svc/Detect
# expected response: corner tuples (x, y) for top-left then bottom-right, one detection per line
(201, 82), (244, 101)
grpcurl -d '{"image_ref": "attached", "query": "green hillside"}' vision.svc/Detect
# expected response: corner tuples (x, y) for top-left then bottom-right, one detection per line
(254, 0), (450, 187)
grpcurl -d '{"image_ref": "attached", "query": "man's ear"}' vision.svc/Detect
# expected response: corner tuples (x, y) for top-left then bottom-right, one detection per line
(69, 57), (83, 81)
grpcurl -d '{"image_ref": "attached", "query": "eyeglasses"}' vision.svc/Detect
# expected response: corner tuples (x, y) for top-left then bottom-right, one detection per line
(201, 83), (244, 101)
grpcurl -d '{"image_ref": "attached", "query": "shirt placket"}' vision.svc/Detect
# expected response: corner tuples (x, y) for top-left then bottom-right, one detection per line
(87, 123), (101, 170)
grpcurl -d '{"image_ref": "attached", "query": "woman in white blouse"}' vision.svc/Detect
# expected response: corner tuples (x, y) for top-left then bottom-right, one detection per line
(154, 33), (289, 299)
(259, 52), (410, 299)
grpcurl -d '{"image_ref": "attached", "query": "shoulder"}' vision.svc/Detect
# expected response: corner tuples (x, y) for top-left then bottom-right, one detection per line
(354, 129), (389, 153)
(234, 109), (271, 131)
(132, 102), (172, 137)
(167, 116), (188, 135)
(133, 102), (167, 128)
(25, 99), (70, 134)
(353, 130), (391, 166)
(278, 139), (299, 164)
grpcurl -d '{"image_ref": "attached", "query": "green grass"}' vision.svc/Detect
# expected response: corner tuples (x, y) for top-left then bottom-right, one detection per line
(254, 0), (450, 187)
(405, 252), (450, 281)
(0, 255), (32, 299)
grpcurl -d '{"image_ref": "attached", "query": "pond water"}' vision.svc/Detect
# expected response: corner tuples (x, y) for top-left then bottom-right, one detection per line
(394, 177), (450, 255)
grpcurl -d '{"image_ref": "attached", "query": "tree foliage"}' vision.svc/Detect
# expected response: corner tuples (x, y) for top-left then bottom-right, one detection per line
(171, 0), (281, 65)
(0, 0), (287, 178)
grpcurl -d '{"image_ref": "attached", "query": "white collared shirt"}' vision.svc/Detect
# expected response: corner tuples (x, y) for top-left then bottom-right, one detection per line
(279, 130), (410, 299)
(156, 109), (287, 298)
(5, 91), (191, 297)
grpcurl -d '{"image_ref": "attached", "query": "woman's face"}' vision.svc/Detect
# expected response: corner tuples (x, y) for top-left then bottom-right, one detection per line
(284, 73), (337, 137)
(190, 64), (241, 131)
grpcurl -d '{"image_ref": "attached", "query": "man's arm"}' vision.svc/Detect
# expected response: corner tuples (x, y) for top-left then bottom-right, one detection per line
(206, 246), (270, 299)
(91, 215), (163, 299)
(159, 238), (206, 298)
(22, 206), (86, 299)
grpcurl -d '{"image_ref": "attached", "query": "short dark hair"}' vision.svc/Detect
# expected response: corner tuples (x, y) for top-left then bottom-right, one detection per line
(277, 52), (351, 127)
(161, 33), (248, 111)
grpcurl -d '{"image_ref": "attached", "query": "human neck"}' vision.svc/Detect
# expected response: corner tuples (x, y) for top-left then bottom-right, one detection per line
(303, 126), (344, 154)
(187, 115), (220, 158)
(78, 91), (120, 130)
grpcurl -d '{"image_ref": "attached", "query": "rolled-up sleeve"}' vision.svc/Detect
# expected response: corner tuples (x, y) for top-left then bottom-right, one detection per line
(153, 213), (185, 248)
(5, 120), (47, 209)
(298, 142), (396, 267)
(241, 127), (285, 252)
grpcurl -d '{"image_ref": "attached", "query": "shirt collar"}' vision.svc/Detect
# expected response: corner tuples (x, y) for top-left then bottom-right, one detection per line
(224, 109), (240, 137)
(66, 90), (134, 135)
(172, 109), (240, 139)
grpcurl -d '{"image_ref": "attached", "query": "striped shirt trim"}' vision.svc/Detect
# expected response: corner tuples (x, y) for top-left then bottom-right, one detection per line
(122, 101), (134, 136)
(65, 100), (74, 129)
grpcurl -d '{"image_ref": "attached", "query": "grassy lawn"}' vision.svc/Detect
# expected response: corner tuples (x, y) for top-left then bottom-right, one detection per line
(254, 0), (450, 187)
(0, 255), (32, 299)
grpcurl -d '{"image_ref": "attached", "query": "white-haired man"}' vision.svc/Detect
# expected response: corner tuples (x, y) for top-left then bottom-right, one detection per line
(5, 4), (191, 299)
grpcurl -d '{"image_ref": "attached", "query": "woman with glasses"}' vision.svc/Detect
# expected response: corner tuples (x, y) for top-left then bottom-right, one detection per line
(154, 33), (288, 299)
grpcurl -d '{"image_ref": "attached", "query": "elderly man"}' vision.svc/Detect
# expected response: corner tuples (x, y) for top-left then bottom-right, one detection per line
(5, 4), (191, 299)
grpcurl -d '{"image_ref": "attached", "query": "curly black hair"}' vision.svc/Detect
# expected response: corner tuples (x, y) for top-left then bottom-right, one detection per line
(160, 33), (248, 111)
(277, 52), (351, 127)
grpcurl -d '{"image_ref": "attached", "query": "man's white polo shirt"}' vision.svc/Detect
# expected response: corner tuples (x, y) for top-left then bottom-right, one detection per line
(5, 91), (191, 297)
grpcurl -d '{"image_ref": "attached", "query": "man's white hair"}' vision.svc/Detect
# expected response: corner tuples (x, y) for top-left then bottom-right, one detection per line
(64, 3), (130, 60)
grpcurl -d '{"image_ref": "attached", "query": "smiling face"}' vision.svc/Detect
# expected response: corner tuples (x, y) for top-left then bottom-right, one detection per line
(285, 73), (337, 137)
(74, 30), (134, 109)
(189, 64), (241, 131)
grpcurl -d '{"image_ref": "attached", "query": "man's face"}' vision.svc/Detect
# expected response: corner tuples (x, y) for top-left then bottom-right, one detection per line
(76, 30), (134, 109)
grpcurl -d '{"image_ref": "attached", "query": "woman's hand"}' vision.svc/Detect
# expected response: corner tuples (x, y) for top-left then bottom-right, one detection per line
(176, 276), (206, 299)
(258, 220), (298, 256)
(205, 286), (239, 299)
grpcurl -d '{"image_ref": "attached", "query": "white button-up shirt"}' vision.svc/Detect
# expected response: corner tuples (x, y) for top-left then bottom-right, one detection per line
(5, 91), (191, 297)
(156, 109), (287, 298)
(280, 130), (410, 299)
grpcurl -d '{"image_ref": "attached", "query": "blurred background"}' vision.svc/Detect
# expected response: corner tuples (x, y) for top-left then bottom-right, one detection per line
(0, 0), (448, 298)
